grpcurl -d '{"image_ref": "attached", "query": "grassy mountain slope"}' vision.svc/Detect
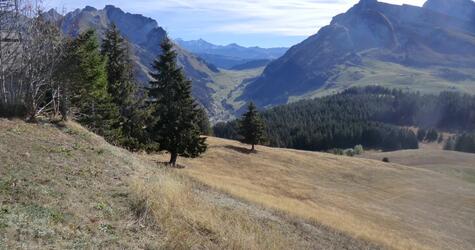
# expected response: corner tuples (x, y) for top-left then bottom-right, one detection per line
(360, 146), (475, 184)
(243, 0), (475, 107)
(149, 137), (475, 250)
(0, 119), (380, 249)
(289, 58), (475, 102)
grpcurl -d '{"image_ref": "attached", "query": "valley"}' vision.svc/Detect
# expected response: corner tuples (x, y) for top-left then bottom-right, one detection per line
(51, 0), (475, 121)
(206, 67), (265, 122)
(2, 0), (475, 249)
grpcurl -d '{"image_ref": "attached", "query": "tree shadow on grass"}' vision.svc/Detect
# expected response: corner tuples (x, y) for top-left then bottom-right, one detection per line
(224, 145), (257, 155)
(155, 161), (187, 169)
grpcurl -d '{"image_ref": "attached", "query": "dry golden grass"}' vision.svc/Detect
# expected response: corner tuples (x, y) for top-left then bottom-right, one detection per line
(0, 119), (296, 249)
(0, 119), (163, 248)
(361, 148), (475, 184)
(3, 119), (474, 249)
(130, 167), (379, 250)
(3, 119), (376, 249)
(130, 169), (295, 249)
(146, 137), (475, 250)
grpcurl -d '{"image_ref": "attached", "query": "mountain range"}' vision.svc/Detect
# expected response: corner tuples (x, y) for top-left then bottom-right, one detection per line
(241, 0), (475, 107)
(175, 39), (287, 69)
(49, 0), (475, 121)
(51, 5), (220, 114)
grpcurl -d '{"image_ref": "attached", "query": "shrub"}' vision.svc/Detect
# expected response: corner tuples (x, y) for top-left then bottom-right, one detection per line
(345, 149), (355, 157)
(417, 129), (427, 142)
(354, 145), (364, 155)
(426, 129), (439, 143)
(382, 157), (390, 163)
(328, 148), (344, 155)
(438, 134), (444, 144)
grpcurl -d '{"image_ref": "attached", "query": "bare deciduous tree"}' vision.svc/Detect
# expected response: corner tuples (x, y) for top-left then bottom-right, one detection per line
(0, 0), (65, 121)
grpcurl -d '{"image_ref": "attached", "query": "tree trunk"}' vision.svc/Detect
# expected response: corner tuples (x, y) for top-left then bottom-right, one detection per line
(251, 144), (255, 152)
(169, 152), (178, 167)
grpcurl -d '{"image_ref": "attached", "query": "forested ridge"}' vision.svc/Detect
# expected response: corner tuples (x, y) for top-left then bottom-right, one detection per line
(214, 87), (475, 152)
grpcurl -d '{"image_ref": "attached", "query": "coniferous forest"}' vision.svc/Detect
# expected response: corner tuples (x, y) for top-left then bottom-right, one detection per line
(214, 87), (475, 152)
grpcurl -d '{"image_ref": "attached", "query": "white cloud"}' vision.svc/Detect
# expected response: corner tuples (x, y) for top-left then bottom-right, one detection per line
(45, 0), (427, 37)
(122, 0), (426, 36)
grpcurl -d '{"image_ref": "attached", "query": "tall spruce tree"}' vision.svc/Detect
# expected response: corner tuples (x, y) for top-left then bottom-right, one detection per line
(101, 23), (153, 151)
(64, 30), (121, 142)
(148, 38), (207, 166)
(196, 106), (213, 136)
(239, 102), (265, 151)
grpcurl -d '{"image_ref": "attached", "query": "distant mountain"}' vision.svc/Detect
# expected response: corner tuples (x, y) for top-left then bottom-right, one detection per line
(231, 59), (271, 70)
(175, 39), (287, 69)
(242, 0), (475, 107)
(56, 6), (220, 114)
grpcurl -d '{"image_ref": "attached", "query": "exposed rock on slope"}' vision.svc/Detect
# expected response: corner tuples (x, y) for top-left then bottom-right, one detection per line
(59, 6), (218, 113)
(243, 0), (475, 107)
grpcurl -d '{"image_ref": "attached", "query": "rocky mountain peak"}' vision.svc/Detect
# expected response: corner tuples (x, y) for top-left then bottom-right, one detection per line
(83, 6), (97, 12)
(242, 0), (475, 107)
(358, 0), (378, 7)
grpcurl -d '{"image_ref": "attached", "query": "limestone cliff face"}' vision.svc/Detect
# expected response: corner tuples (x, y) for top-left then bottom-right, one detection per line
(242, 0), (475, 107)
(58, 6), (218, 113)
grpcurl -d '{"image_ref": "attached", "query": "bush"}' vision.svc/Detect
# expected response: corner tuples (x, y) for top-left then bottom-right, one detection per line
(426, 129), (439, 142)
(328, 148), (344, 155)
(454, 133), (475, 153)
(345, 149), (355, 157)
(417, 129), (427, 142)
(444, 137), (456, 150)
(382, 157), (390, 163)
(354, 145), (364, 155)
(437, 134), (444, 144)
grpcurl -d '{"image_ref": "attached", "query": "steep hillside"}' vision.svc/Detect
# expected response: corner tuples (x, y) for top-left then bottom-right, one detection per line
(176, 39), (287, 69)
(0, 119), (381, 249)
(148, 137), (475, 250)
(242, 0), (475, 107)
(424, 0), (475, 22)
(57, 6), (219, 114)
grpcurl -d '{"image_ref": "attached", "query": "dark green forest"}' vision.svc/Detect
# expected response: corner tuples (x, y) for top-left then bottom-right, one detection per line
(214, 87), (475, 152)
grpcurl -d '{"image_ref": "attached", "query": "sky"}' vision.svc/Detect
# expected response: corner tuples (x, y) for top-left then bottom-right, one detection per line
(44, 0), (426, 48)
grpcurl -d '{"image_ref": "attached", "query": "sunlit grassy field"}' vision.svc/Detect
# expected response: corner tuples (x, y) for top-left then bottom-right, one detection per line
(0, 119), (376, 249)
(289, 59), (475, 102)
(148, 137), (475, 250)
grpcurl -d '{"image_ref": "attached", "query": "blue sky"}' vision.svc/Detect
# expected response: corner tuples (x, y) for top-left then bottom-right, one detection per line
(44, 0), (426, 48)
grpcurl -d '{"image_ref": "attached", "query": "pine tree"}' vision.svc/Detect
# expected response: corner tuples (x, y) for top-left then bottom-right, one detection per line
(239, 102), (265, 151)
(148, 38), (207, 166)
(196, 106), (212, 136)
(101, 23), (152, 151)
(65, 30), (121, 142)
(101, 23), (135, 108)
